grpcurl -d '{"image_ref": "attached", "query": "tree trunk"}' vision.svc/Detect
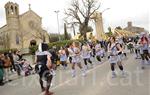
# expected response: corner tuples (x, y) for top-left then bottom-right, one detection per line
(80, 24), (88, 41)
(83, 27), (87, 41)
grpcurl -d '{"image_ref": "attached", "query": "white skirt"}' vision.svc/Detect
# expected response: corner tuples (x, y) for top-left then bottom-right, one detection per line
(109, 55), (122, 64)
(72, 56), (82, 63)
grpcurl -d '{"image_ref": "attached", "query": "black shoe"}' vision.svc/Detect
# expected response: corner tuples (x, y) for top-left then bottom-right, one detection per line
(141, 66), (145, 69)
(8, 80), (12, 82)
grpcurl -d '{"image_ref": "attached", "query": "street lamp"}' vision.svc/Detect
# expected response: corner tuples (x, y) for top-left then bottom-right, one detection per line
(54, 10), (61, 41)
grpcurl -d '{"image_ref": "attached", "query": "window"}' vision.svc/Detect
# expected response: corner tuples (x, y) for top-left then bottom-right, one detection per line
(10, 5), (14, 14)
(30, 40), (36, 46)
(16, 35), (19, 45)
(15, 6), (17, 15)
(6, 7), (9, 14)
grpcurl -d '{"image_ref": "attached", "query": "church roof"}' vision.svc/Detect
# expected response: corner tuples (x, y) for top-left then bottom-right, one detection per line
(124, 26), (144, 30)
(0, 25), (7, 32)
(113, 29), (137, 37)
(20, 9), (42, 19)
(0, 25), (7, 29)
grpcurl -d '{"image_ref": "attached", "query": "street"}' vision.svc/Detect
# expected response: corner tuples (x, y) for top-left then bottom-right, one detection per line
(0, 53), (150, 95)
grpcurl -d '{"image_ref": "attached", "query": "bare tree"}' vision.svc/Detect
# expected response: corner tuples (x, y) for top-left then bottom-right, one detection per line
(65, 0), (100, 40)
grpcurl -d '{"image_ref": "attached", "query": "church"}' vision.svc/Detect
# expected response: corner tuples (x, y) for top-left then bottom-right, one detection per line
(0, 2), (49, 49)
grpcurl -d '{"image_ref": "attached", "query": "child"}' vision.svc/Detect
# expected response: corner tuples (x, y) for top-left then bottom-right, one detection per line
(71, 41), (86, 77)
(81, 43), (93, 70)
(22, 59), (33, 76)
(95, 41), (102, 64)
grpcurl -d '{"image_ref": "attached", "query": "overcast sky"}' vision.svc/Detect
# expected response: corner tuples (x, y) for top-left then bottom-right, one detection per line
(0, 0), (149, 35)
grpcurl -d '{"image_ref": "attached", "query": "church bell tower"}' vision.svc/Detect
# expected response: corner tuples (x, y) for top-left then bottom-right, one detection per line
(4, 2), (21, 49)
(5, 2), (19, 30)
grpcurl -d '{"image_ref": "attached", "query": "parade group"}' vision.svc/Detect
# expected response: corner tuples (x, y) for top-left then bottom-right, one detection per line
(0, 32), (150, 95)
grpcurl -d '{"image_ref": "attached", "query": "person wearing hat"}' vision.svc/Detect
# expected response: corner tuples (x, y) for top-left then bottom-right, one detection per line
(35, 43), (53, 95)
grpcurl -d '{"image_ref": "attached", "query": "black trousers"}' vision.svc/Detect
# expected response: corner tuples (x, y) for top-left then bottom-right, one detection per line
(96, 55), (101, 62)
(110, 63), (123, 71)
(83, 58), (92, 65)
(141, 50), (150, 61)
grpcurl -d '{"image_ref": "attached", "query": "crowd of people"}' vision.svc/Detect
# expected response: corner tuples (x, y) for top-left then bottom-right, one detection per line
(35, 32), (150, 95)
(0, 32), (149, 95)
(0, 50), (33, 86)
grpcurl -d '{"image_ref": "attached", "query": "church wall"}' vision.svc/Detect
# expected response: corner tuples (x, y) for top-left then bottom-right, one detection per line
(7, 29), (21, 49)
(19, 13), (46, 48)
(0, 2), (49, 50)
(0, 26), (8, 49)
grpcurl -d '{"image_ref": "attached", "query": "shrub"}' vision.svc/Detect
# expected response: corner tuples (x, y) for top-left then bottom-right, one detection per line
(0, 48), (17, 54)
(29, 45), (38, 55)
(29, 39), (84, 55)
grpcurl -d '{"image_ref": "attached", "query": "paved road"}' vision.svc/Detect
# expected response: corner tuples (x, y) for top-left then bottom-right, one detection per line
(0, 54), (150, 95)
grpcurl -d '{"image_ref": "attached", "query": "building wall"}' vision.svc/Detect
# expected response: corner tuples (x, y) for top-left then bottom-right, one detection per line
(124, 22), (145, 34)
(19, 11), (49, 48)
(0, 3), (49, 49)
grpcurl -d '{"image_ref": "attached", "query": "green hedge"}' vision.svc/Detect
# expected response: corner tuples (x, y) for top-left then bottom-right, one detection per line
(29, 39), (84, 54)
(29, 45), (38, 55)
(48, 40), (73, 48)
(0, 48), (18, 53)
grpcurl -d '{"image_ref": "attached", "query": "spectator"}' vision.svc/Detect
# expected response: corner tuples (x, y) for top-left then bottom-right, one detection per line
(3, 52), (12, 82)
(0, 53), (4, 86)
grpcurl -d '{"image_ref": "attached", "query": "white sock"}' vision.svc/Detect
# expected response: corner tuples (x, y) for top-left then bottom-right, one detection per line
(141, 60), (145, 65)
(81, 68), (86, 76)
(85, 65), (88, 70)
(72, 69), (76, 77)
(148, 60), (150, 64)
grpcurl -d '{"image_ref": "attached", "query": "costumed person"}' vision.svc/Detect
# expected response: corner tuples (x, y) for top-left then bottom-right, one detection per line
(108, 37), (125, 78)
(49, 46), (58, 76)
(58, 47), (68, 69)
(81, 43), (93, 70)
(71, 41), (86, 77)
(35, 43), (53, 95)
(138, 32), (150, 69)
(95, 40), (102, 64)
(67, 43), (74, 64)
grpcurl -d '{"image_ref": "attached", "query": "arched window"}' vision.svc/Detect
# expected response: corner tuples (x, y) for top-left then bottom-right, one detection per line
(15, 6), (17, 15)
(6, 7), (9, 14)
(30, 40), (36, 46)
(10, 5), (14, 14)
(16, 35), (20, 44)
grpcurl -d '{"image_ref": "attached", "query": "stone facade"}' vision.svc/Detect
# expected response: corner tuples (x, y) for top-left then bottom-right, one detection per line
(0, 2), (49, 49)
(124, 22), (145, 34)
(91, 12), (105, 41)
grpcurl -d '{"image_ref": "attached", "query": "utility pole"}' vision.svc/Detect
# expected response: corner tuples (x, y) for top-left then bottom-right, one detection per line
(54, 10), (61, 41)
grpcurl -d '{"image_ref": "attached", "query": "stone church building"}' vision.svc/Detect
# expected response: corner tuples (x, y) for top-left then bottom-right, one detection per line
(124, 22), (145, 34)
(0, 2), (49, 49)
